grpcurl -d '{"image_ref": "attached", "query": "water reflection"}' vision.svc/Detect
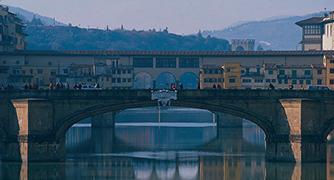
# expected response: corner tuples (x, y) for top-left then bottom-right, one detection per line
(115, 125), (217, 151)
(2, 121), (334, 179)
(2, 156), (330, 179)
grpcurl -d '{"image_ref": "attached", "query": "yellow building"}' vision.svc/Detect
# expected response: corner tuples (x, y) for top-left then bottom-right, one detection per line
(324, 55), (334, 89)
(200, 63), (241, 89)
(222, 63), (241, 89)
(199, 64), (224, 89)
(311, 64), (326, 86)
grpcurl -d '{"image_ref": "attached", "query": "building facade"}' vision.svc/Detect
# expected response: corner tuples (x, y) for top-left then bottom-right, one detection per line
(324, 54), (334, 89)
(241, 65), (265, 89)
(0, 50), (332, 90)
(323, 12), (334, 50)
(296, 11), (334, 51)
(222, 63), (241, 89)
(200, 64), (224, 89)
(0, 5), (26, 52)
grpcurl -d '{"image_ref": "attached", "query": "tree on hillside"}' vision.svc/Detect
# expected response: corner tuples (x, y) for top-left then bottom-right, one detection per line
(24, 25), (231, 51)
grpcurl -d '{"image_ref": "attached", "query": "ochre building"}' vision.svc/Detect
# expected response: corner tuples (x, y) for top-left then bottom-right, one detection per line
(0, 50), (333, 90)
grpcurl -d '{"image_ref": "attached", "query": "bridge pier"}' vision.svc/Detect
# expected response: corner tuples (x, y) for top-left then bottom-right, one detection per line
(266, 99), (327, 163)
(265, 136), (326, 162)
(1, 162), (65, 179)
(92, 127), (115, 153)
(3, 99), (65, 162)
(91, 112), (116, 128)
(215, 112), (243, 128)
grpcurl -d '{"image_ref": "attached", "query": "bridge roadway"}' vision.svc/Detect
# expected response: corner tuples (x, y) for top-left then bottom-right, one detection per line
(1, 89), (334, 162)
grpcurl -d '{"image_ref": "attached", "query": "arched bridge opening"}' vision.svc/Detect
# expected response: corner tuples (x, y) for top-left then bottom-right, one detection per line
(60, 100), (272, 159)
(58, 101), (273, 142)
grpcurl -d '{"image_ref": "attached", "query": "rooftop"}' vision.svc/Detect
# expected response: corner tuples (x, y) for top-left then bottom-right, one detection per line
(1, 50), (333, 57)
(295, 17), (324, 26)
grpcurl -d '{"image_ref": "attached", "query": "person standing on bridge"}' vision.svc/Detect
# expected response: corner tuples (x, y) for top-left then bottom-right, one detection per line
(269, 83), (275, 90)
(289, 84), (294, 90)
(171, 83), (176, 90)
(179, 83), (183, 90)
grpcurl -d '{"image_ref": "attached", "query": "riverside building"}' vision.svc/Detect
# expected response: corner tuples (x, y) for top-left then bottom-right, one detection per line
(0, 50), (333, 90)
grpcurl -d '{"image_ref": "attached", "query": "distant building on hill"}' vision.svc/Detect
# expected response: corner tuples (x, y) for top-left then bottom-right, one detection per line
(231, 39), (255, 51)
(0, 5), (26, 52)
(296, 11), (334, 51)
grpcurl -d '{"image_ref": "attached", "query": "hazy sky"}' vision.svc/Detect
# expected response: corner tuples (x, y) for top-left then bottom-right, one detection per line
(3, 0), (334, 34)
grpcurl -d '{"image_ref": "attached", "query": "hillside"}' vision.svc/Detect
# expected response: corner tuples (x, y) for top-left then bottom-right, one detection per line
(25, 26), (230, 51)
(7, 6), (65, 26)
(5, 4), (325, 51)
(203, 12), (325, 50)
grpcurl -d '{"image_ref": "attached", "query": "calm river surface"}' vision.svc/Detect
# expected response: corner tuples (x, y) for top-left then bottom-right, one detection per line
(1, 107), (334, 179)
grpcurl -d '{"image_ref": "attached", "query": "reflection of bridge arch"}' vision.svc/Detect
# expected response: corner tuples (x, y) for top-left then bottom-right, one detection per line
(56, 100), (274, 143)
(134, 72), (153, 89)
(155, 72), (176, 89)
(156, 161), (176, 180)
(180, 72), (198, 89)
(179, 161), (199, 180)
(133, 161), (153, 180)
(132, 159), (198, 180)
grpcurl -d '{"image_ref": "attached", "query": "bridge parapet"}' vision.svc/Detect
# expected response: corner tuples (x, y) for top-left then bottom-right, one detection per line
(0, 89), (334, 100)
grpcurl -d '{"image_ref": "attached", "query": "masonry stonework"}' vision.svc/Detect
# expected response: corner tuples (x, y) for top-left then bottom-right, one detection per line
(0, 90), (334, 163)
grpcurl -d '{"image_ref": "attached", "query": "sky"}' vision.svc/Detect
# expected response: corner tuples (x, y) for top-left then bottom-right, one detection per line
(2, 0), (334, 34)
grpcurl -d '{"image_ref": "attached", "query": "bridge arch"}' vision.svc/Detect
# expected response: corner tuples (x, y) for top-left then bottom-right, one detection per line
(180, 72), (198, 89)
(134, 72), (153, 89)
(155, 72), (177, 89)
(55, 100), (275, 142)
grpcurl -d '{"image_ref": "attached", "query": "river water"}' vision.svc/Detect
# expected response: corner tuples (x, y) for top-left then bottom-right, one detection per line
(1, 107), (334, 179)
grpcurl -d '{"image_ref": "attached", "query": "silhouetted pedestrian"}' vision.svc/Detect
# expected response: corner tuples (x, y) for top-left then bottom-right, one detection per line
(269, 83), (275, 90)
(289, 84), (294, 90)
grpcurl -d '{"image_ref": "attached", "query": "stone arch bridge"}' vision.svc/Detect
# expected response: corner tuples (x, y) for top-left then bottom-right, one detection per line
(1, 90), (334, 162)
